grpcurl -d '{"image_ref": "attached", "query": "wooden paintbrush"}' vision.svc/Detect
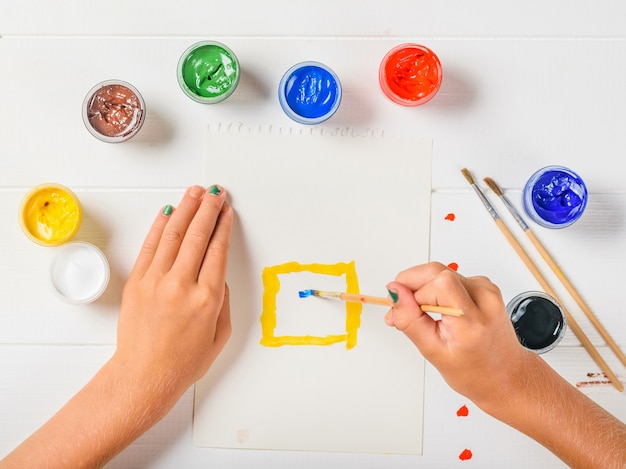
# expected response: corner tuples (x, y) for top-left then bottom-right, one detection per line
(298, 289), (464, 317)
(461, 168), (623, 392)
(483, 176), (626, 368)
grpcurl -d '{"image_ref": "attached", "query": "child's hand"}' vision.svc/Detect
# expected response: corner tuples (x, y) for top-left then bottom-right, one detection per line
(386, 262), (528, 408)
(114, 184), (234, 402)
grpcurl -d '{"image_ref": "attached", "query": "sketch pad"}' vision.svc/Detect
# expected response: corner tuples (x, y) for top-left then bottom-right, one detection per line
(194, 123), (431, 454)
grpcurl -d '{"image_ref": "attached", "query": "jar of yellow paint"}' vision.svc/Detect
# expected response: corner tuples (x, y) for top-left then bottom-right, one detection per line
(19, 183), (82, 246)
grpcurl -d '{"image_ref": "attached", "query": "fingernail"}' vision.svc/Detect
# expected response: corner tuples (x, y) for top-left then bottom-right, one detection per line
(208, 185), (222, 196)
(163, 205), (173, 216)
(387, 288), (399, 304)
(190, 185), (206, 198)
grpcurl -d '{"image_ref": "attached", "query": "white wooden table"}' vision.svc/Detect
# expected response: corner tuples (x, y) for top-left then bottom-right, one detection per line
(1, 2), (625, 467)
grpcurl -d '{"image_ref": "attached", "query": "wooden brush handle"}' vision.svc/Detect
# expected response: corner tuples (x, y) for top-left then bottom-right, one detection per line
(339, 293), (464, 316)
(340, 293), (393, 306)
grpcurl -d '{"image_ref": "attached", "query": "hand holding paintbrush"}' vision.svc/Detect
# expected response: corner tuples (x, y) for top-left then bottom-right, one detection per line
(384, 261), (626, 467)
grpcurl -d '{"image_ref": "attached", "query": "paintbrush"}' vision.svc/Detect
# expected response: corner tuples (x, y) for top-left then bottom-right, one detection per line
(299, 289), (464, 317)
(483, 176), (626, 368)
(461, 168), (623, 392)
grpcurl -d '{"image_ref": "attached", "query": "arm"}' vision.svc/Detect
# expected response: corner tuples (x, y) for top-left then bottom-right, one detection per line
(386, 262), (626, 469)
(0, 184), (233, 469)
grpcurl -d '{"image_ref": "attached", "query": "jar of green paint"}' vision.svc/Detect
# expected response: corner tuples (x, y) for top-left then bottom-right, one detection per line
(177, 40), (240, 104)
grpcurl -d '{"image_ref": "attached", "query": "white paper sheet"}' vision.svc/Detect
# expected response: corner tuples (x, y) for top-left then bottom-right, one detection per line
(194, 123), (431, 454)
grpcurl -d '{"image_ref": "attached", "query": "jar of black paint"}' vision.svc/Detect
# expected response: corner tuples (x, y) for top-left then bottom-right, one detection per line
(506, 291), (567, 354)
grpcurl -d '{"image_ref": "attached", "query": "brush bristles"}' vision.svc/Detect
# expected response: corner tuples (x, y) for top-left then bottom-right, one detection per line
(460, 167), (475, 185)
(298, 289), (315, 298)
(483, 177), (503, 197)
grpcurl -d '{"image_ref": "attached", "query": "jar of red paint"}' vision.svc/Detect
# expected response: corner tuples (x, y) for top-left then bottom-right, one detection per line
(379, 43), (442, 106)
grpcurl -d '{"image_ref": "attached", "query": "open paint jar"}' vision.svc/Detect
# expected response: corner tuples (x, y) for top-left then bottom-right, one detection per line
(19, 183), (82, 246)
(379, 43), (442, 106)
(506, 291), (567, 354)
(50, 242), (110, 304)
(82, 80), (146, 143)
(278, 61), (342, 124)
(177, 40), (240, 104)
(523, 165), (588, 228)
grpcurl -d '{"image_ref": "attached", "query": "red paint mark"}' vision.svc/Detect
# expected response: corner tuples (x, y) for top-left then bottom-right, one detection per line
(447, 262), (459, 272)
(576, 380), (613, 388)
(456, 404), (469, 417)
(459, 449), (473, 461)
(444, 213), (456, 221)
(577, 372), (624, 388)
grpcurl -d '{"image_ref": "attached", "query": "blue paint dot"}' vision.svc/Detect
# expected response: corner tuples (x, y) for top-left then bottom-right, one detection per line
(298, 289), (314, 298)
(279, 62), (342, 125)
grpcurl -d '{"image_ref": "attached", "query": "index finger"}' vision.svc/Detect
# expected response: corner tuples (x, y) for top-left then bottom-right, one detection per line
(395, 262), (451, 291)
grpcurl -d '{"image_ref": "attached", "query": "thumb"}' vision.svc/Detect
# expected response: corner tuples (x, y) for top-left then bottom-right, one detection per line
(385, 281), (438, 350)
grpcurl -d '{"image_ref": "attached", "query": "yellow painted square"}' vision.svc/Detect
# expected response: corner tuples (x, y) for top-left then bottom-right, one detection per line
(260, 261), (362, 349)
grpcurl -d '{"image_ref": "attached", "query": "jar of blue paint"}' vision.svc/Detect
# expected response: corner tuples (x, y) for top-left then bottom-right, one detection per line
(522, 165), (588, 228)
(278, 61), (342, 125)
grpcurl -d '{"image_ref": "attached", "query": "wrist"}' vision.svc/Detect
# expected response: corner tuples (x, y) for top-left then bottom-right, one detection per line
(471, 347), (544, 419)
(104, 353), (183, 423)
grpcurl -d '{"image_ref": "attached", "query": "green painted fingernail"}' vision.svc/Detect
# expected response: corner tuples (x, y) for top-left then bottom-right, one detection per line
(387, 289), (399, 304)
(209, 185), (221, 195)
(163, 205), (173, 216)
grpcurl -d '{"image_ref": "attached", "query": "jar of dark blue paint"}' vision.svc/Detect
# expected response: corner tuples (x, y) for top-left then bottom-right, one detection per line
(522, 166), (588, 228)
(506, 291), (567, 354)
(278, 61), (342, 125)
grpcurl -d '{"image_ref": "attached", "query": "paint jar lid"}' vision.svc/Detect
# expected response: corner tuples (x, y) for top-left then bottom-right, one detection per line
(19, 183), (82, 247)
(522, 165), (588, 229)
(50, 242), (110, 304)
(278, 61), (342, 125)
(82, 79), (146, 143)
(177, 40), (241, 104)
(506, 291), (567, 354)
(379, 43), (442, 106)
